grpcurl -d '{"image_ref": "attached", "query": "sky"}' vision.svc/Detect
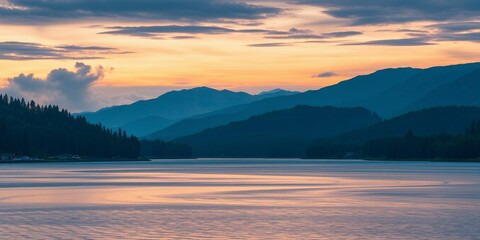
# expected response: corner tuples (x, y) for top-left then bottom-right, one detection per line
(0, 0), (479, 112)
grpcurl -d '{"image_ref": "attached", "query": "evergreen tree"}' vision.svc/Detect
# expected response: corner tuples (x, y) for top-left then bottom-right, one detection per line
(0, 94), (140, 158)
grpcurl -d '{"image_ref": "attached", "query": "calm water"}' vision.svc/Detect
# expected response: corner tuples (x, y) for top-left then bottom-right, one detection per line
(0, 159), (479, 239)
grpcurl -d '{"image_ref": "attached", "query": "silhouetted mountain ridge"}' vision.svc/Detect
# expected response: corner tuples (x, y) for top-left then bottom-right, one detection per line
(148, 62), (480, 140)
(82, 86), (299, 136)
(175, 105), (381, 157)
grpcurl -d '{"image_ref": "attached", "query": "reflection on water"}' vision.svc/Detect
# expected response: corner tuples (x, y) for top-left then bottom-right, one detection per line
(0, 159), (479, 239)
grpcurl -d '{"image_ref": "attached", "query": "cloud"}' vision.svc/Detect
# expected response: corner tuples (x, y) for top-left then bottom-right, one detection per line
(99, 24), (292, 39)
(101, 25), (236, 37)
(0, 0), (280, 24)
(0, 41), (130, 60)
(436, 32), (480, 42)
(376, 29), (430, 34)
(3, 62), (105, 112)
(324, 31), (363, 38)
(294, 0), (480, 25)
(429, 21), (480, 33)
(98, 24), (324, 41)
(247, 43), (293, 47)
(343, 23), (480, 46)
(342, 37), (435, 46)
(340, 31), (480, 46)
(266, 29), (362, 39)
(99, 24), (362, 41)
(313, 72), (338, 78)
(426, 21), (480, 43)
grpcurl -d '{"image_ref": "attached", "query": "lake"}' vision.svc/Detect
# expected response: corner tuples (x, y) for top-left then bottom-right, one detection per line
(0, 159), (479, 239)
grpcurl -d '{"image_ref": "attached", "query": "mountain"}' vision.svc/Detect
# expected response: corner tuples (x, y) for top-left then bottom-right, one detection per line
(82, 86), (299, 136)
(402, 68), (480, 112)
(355, 62), (480, 116)
(174, 105), (381, 157)
(327, 106), (480, 144)
(148, 62), (480, 140)
(258, 89), (299, 98)
(82, 87), (257, 129)
(81, 87), (244, 136)
(305, 106), (480, 158)
(147, 67), (420, 140)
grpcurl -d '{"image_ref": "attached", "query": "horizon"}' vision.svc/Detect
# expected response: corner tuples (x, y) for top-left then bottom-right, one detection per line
(3, 60), (479, 113)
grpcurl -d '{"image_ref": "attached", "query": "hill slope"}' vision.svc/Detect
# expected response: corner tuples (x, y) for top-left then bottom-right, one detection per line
(0, 95), (140, 158)
(148, 67), (419, 140)
(148, 62), (480, 140)
(82, 87), (298, 136)
(402, 68), (480, 112)
(331, 106), (480, 144)
(82, 87), (257, 128)
(120, 116), (174, 137)
(305, 106), (480, 158)
(356, 62), (480, 116)
(175, 105), (381, 157)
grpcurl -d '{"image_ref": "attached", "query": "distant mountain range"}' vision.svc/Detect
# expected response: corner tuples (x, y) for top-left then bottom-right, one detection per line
(175, 105), (381, 157)
(148, 62), (480, 140)
(80, 87), (298, 136)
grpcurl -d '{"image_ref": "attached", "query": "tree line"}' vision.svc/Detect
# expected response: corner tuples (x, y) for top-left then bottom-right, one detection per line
(307, 120), (480, 161)
(0, 95), (191, 159)
(362, 121), (480, 160)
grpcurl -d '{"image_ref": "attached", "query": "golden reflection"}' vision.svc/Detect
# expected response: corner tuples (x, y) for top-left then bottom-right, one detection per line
(0, 170), (466, 208)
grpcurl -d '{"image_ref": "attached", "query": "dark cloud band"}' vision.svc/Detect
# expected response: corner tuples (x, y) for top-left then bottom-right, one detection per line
(295, 0), (480, 25)
(0, 0), (280, 24)
(0, 41), (130, 60)
(341, 37), (435, 46)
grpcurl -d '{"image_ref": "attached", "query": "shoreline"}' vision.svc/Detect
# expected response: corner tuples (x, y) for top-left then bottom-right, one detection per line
(0, 158), (151, 164)
(2, 157), (479, 164)
(363, 158), (480, 163)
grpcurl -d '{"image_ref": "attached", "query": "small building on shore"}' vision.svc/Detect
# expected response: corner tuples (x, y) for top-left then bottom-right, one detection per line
(1, 153), (15, 161)
(13, 156), (31, 161)
(50, 154), (81, 160)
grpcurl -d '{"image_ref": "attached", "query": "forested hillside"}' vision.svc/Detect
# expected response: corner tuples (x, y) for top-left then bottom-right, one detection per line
(306, 107), (480, 160)
(0, 95), (140, 158)
(362, 122), (480, 160)
(327, 106), (480, 145)
(0, 95), (192, 159)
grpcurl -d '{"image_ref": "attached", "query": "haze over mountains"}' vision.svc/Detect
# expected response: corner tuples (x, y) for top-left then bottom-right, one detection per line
(148, 62), (480, 140)
(81, 87), (298, 136)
